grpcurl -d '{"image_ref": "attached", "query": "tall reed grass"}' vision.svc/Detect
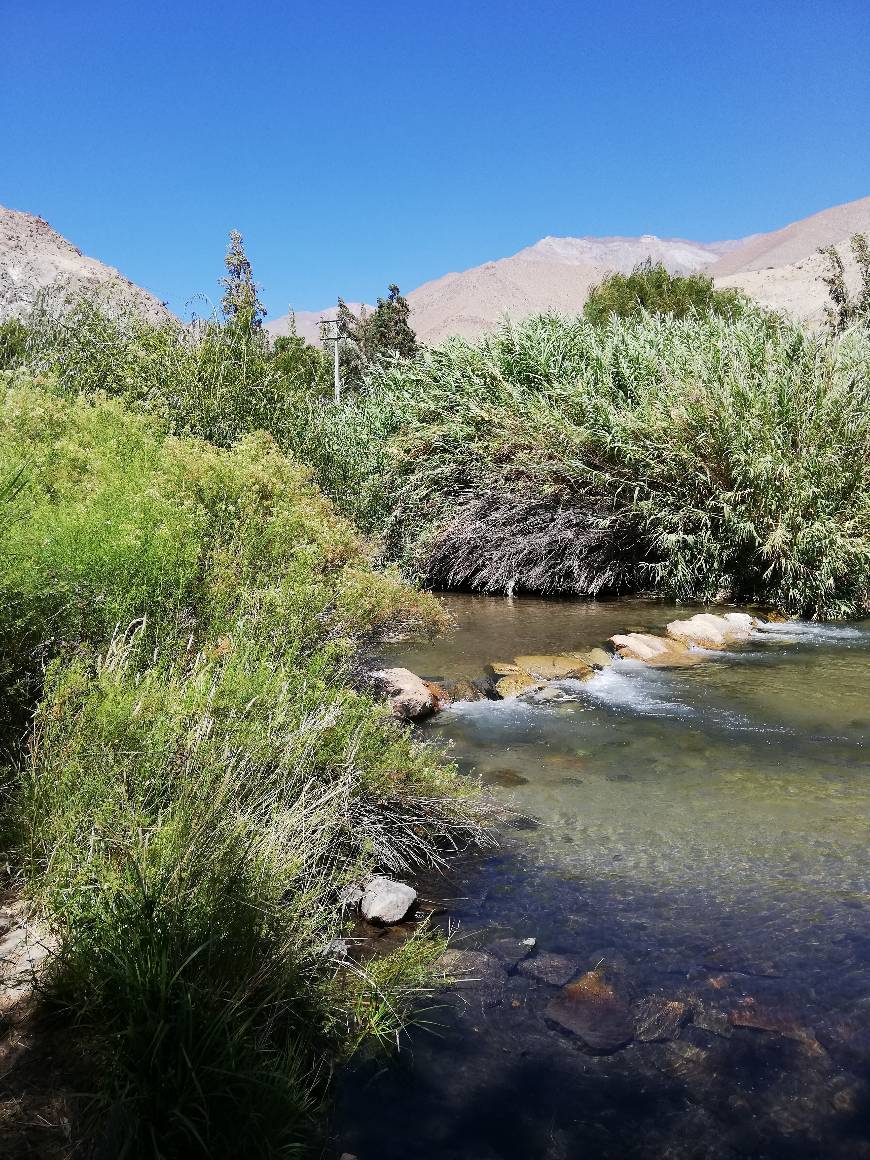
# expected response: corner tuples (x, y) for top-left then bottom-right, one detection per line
(300, 312), (870, 619)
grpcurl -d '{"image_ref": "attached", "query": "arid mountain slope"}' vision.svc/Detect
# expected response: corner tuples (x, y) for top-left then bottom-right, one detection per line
(0, 205), (171, 324)
(707, 197), (870, 277)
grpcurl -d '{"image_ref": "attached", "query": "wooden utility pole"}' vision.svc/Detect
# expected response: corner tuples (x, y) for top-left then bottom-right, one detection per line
(320, 318), (341, 403)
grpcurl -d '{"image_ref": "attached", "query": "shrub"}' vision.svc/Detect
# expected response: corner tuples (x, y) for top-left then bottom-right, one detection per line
(819, 232), (870, 333)
(584, 260), (751, 324)
(0, 380), (483, 1157)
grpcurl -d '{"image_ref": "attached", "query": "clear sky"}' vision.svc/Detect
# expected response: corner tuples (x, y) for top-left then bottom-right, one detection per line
(4, 0), (869, 319)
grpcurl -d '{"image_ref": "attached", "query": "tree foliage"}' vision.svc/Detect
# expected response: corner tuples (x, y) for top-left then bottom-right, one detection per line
(335, 285), (418, 387)
(220, 229), (266, 332)
(819, 233), (870, 334)
(584, 260), (750, 324)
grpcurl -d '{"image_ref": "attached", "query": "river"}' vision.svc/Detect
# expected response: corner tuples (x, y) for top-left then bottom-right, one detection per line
(338, 595), (870, 1159)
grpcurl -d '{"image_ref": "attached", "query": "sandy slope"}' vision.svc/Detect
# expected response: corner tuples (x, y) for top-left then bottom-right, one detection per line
(0, 205), (171, 324)
(707, 197), (870, 277)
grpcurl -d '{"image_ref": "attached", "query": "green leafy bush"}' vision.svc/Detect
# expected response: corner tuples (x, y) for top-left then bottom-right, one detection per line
(0, 380), (482, 1157)
(584, 260), (751, 324)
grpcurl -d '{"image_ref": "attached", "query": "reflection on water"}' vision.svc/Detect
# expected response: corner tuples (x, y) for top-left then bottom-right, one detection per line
(339, 596), (870, 1160)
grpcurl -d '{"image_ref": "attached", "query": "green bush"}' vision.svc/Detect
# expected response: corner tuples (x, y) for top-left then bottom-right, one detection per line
(0, 380), (482, 1157)
(584, 259), (751, 324)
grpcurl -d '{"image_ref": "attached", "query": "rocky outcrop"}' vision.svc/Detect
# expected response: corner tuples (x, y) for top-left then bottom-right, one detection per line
(514, 655), (594, 681)
(610, 632), (700, 666)
(611, 611), (761, 666)
(371, 667), (438, 720)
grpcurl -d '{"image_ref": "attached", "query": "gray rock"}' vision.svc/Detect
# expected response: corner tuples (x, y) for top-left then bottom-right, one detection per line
(360, 876), (417, 924)
(370, 667), (437, 721)
(489, 937), (536, 972)
(519, 952), (583, 987)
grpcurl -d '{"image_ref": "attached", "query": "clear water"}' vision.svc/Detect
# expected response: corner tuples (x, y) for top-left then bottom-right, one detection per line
(338, 596), (870, 1160)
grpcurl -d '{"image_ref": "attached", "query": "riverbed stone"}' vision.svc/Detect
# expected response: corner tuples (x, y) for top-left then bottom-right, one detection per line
(436, 948), (505, 985)
(360, 876), (417, 924)
(633, 995), (691, 1042)
(518, 952), (583, 987)
(545, 969), (634, 1053)
(514, 655), (594, 681)
(666, 612), (756, 650)
(370, 667), (438, 720)
(610, 632), (701, 666)
(702, 944), (782, 977)
(488, 938), (536, 972)
(494, 673), (545, 699)
(576, 647), (613, 669)
(444, 677), (489, 703)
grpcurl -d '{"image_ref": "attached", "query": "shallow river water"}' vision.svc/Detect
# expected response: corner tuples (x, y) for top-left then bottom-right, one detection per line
(338, 596), (870, 1160)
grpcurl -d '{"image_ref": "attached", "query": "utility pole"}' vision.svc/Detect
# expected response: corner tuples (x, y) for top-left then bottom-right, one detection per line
(320, 318), (341, 404)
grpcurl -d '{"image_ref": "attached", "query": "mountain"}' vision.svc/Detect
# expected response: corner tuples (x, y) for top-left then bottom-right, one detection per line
(706, 197), (870, 277)
(405, 235), (745, 343)
(706, 197), (870, 324)
(5, 195), (868, 346)
(0, 205), (171, 324)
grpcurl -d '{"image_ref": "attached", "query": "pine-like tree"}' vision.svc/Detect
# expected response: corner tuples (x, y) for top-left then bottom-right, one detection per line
(220, 230), (266, 332)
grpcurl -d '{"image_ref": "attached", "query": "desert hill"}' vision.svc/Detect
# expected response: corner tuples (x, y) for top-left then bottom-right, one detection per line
(0, 205), (170, 325)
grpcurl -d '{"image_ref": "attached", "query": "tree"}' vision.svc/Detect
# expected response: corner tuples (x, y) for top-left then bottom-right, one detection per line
(332, 285), (418, 388)
(271, 315), (330, 396)
(584, 260), (750, 324)
(366, 284), (418, 360)
(819, 233), (870, 333)
(220, 230), (266, 332)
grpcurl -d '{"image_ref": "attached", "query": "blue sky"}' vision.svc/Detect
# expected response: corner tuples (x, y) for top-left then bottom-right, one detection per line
(5, 1), (869, 318)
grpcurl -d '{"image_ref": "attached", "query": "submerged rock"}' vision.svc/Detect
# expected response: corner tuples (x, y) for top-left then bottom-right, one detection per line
(633, 995), (691, 1042)
(519, 952), (583, 987)
(371, 667), (438, 720)
(488, 937), (536, 972)
(360, 877), (417, 924)
(545, 969), (634, 1053)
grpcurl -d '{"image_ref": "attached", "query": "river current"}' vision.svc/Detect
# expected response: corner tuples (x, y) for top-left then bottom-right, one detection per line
(339, 596), (870, 1159)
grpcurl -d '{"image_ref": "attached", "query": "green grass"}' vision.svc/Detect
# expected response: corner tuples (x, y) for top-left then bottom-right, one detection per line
(295, 311), (870, 619)
(0, 378), (484, 1158)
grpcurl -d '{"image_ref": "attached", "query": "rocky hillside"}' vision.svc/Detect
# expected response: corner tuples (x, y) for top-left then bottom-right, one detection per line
(0, 205), (171, 324)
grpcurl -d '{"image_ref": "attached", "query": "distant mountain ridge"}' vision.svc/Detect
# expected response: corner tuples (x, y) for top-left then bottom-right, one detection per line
(3, 196), (868, 345)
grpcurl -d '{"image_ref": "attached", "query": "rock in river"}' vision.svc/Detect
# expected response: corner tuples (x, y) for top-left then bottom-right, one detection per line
(545, 969), (634, 1053)
(514, 655), (594, 681)
(633, 995), (691, 1041)
(494, 673), (545, 699)
(360, 876), (417, 924)
(371, 667), (438, 720)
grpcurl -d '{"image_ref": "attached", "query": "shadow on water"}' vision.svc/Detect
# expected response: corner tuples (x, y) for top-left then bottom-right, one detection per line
(338, 597), (870, 1159)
